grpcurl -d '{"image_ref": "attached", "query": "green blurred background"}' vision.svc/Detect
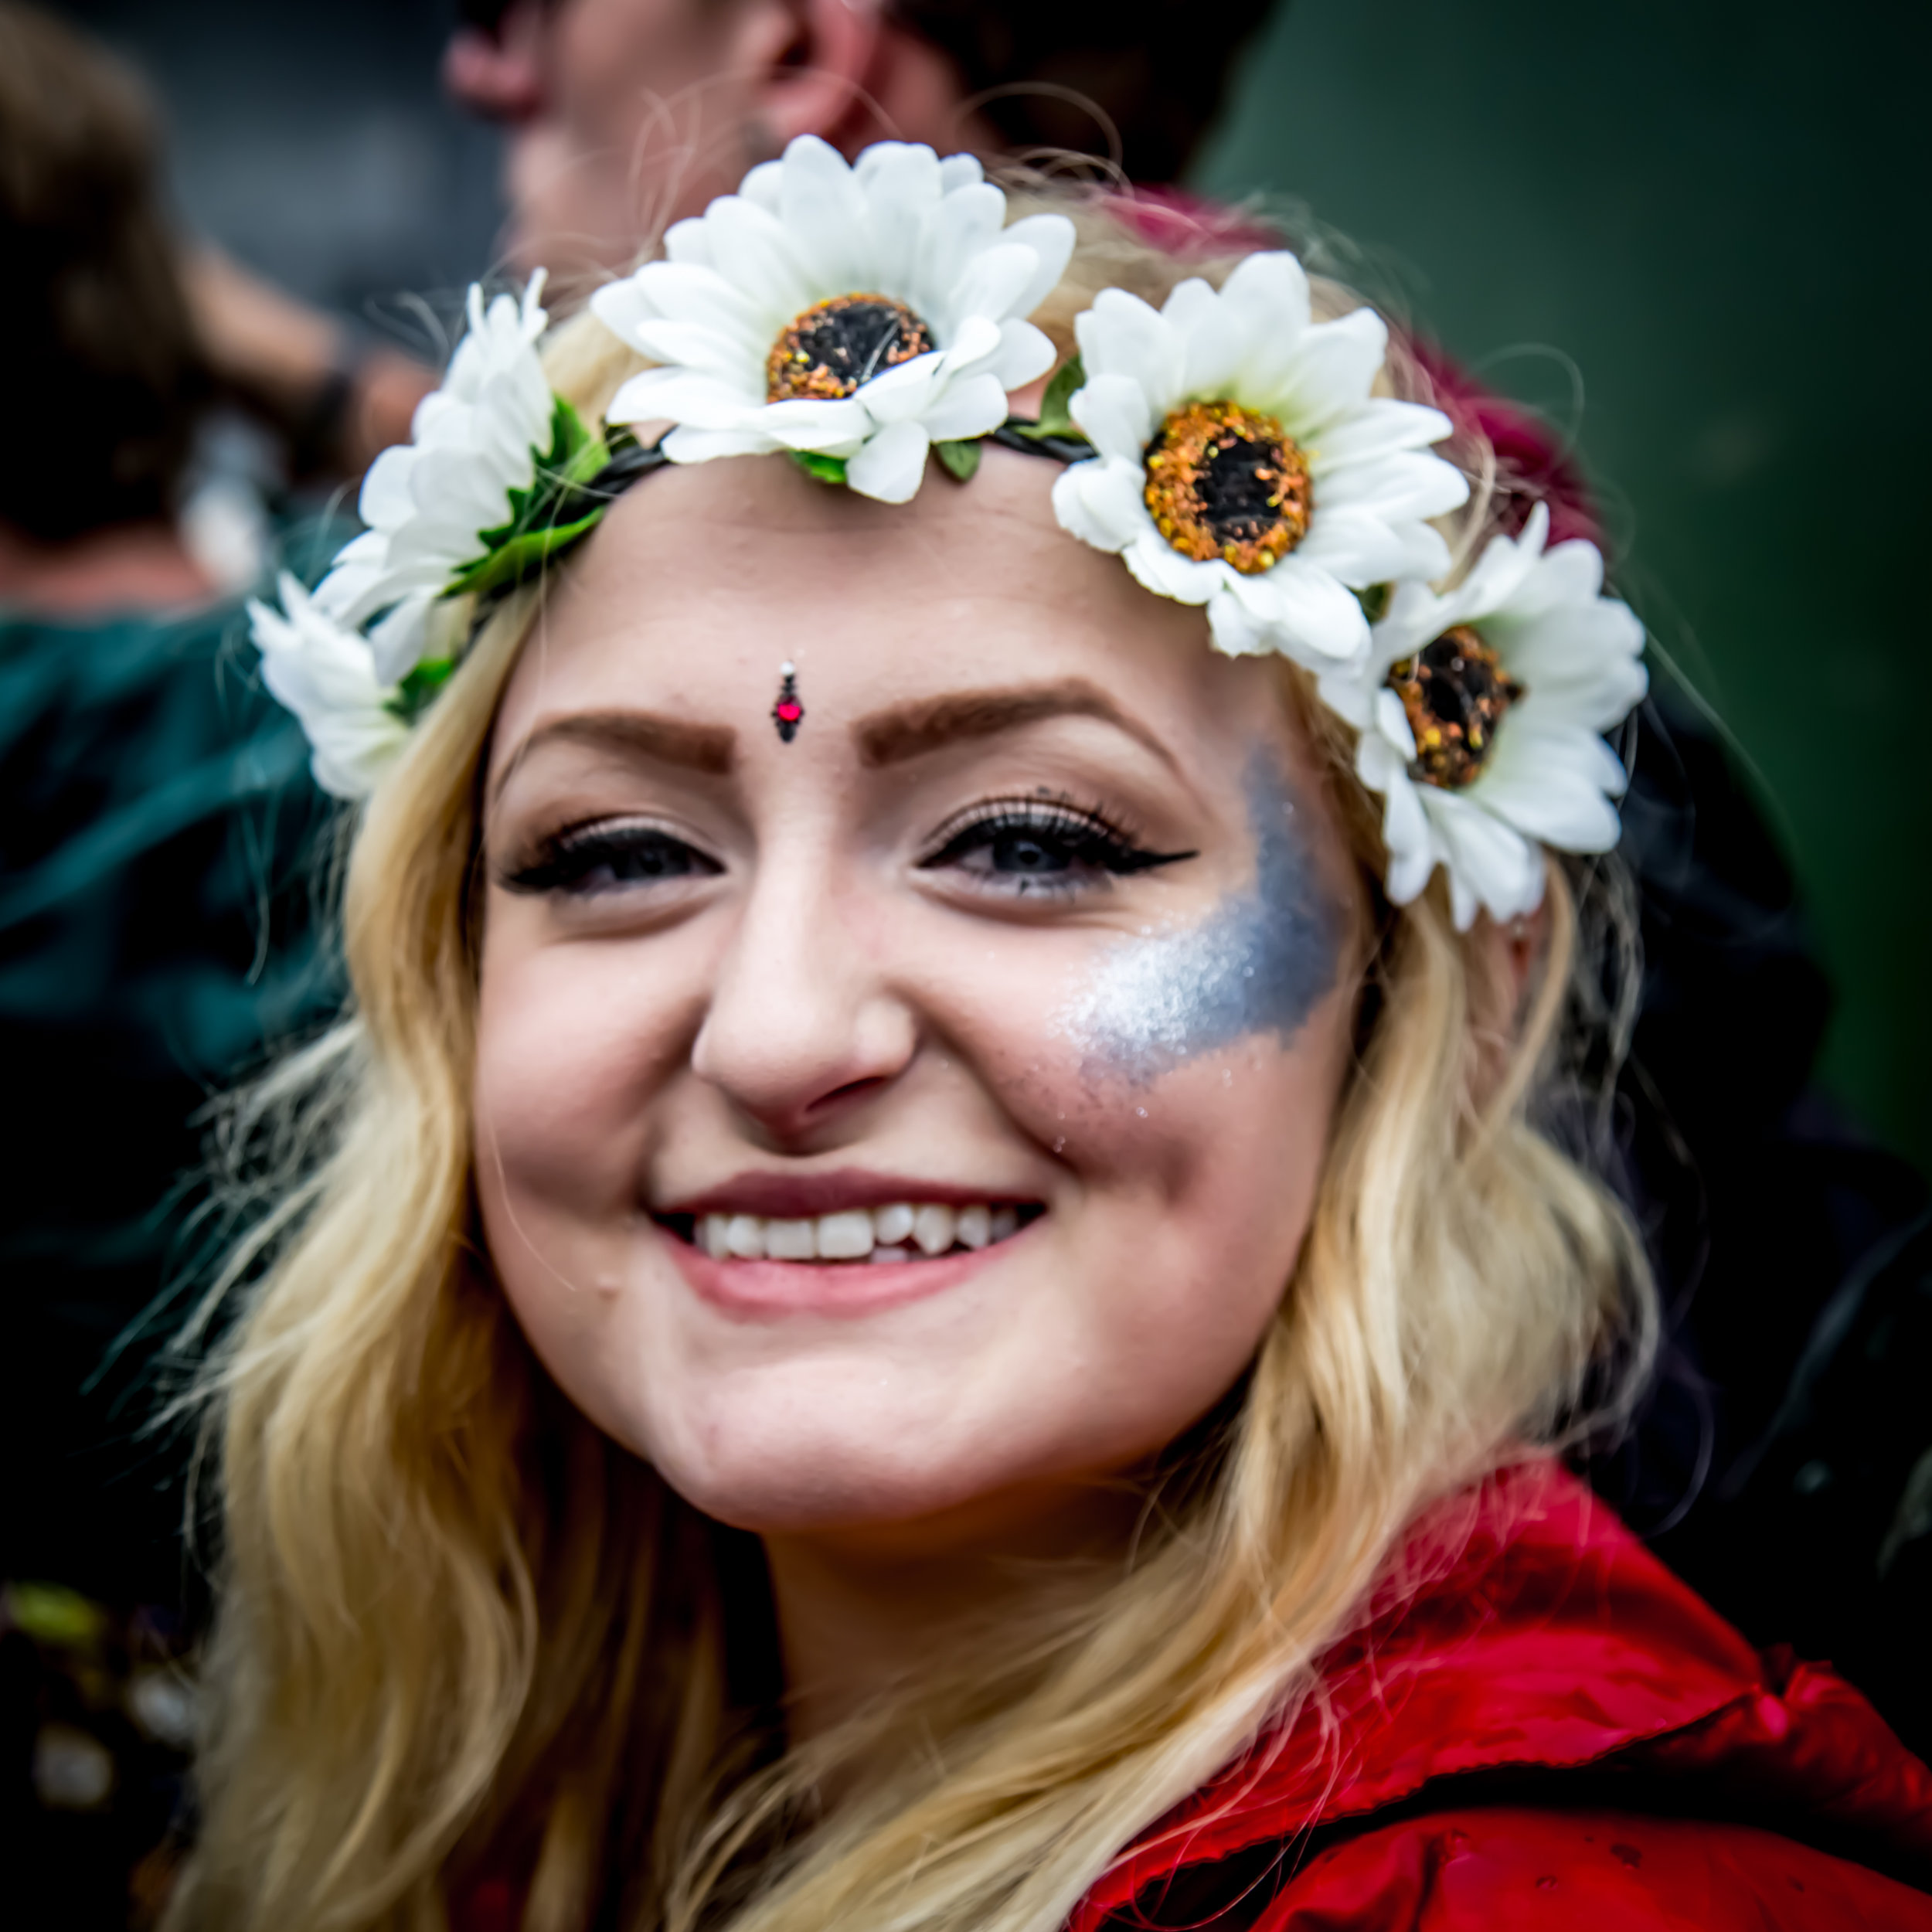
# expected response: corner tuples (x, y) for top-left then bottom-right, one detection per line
(1197, 0), (1930, 1168)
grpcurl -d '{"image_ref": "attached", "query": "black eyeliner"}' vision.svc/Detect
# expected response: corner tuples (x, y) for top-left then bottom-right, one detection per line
(919, 798), (1196, 878)
(498, 819), (721, 896)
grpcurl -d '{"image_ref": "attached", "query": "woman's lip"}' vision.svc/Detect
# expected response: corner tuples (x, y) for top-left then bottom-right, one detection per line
(664, 1217), (1036, 1319)
(658, 1166), (1036, 1221)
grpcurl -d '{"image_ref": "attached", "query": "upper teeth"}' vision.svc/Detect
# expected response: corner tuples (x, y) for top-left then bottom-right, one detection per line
(696, 1202), (1021, 1262)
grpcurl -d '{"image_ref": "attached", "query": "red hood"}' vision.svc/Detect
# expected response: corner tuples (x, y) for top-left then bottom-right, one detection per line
(1071, 1461), (1932, 1928)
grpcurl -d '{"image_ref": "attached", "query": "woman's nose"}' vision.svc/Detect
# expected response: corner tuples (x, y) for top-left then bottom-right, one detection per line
(690, 861), (917, 1145)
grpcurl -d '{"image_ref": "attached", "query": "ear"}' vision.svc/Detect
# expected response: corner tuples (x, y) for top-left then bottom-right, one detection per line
(742, 0), (889, 151)
(1470, 896), (1550, 1038)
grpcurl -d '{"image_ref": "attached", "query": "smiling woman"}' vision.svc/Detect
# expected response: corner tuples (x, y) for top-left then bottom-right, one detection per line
(173, 144), (1932, 1932)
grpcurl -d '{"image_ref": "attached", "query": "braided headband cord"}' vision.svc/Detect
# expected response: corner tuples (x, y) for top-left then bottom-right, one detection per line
(590, 414), (1084, 511)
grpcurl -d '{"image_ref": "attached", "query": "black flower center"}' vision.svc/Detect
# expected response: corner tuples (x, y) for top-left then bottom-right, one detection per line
(1143, 401), (1311, 573)
(1386, 625), (1525, 788)
(766, 294), (935, 403)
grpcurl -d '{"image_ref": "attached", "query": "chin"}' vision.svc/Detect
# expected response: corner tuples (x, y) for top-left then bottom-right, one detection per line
(638, 1384), (1063, 1537)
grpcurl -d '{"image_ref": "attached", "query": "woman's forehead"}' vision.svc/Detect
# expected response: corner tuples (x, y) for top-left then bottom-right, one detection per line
(495, 447), (1287, 762)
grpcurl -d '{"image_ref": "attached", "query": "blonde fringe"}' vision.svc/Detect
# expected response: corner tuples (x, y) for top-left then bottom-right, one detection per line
(169, 192), (1655, 1932)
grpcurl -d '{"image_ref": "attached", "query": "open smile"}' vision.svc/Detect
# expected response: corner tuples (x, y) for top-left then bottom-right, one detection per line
(658, 1199), (1041, 1264)
(653, 1170), (1046, 1311)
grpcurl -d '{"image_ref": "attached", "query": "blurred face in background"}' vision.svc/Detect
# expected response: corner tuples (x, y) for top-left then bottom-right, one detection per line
(447, 0), (988, 287)
(446, 0), (777, 281)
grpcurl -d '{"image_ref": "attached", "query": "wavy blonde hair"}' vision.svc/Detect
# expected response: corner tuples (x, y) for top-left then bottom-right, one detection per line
(169, 195), (1655, 1932)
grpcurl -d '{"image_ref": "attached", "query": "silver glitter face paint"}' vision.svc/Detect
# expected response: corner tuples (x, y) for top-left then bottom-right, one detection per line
(1051, 753), (1339, 1082)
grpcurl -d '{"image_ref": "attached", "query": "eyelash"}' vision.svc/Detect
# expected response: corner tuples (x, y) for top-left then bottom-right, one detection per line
(917, 795), (1195, 896)
(498, 818), (723, 896)
(498, 798), (1196, 902)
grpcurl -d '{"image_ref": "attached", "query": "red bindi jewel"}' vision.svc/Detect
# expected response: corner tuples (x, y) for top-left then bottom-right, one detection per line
(772, 662), (804, 743)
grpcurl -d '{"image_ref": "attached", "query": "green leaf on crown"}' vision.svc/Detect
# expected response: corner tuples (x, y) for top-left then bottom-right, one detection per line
(934, 437), (981, 481)
(788, 450), (850, 485)
(388, 655), (457, 724)
(446, 396), (615, 601)
(1008, 354), (1085, 442)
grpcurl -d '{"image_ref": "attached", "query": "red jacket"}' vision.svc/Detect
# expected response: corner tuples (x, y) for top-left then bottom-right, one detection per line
(455, 1464), (1930, 1931)
(1070, 1462), (1932, 1929)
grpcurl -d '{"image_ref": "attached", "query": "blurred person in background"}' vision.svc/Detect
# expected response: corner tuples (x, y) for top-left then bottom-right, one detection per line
(0, 7), (332, 1919)
(189, 0), (1284, 462)
(440, 0), (1276, 287)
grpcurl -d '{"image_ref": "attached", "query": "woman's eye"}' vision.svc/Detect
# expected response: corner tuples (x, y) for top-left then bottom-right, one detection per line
(920, 804), (1194, 894)
(499, 821), (723, 897)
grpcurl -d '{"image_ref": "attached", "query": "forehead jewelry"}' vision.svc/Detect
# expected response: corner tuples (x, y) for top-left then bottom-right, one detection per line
(771, 662), (805, 743)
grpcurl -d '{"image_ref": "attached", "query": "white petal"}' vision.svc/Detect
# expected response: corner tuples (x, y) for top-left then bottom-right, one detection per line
(662, 213), (716, 267)
(945, 240), (1048, 330)
(661, 424), (782, 462)
(622, 258), (769, 339)
(1205, 588), (1271, 656)
(1218, 253), (1312, 357)
(755, 396), (871, 453)
(1240, 557), (1371, 665)
(917, 372), (1009, 443)
(1260, 307), (1387, 435)
(736, 159), (784, 214)
(857, 351), (946, 423)
(1386, 835), (1437, 908)
(1162, 277), (1243, 399)
(1294, 507), (1422, 586)
(607, 366), (761, 430)
(856, 141), (942, 286)
(1308, 400), (1454, 471)
(1428, 793), (1546, 925)
(620, 315), (767, 381)
(920, 182), (1006, 319)
(1316, 448), (1470, 522)
(1070, 373), (1156, 461)
(365, 592), (434, 685)
(846, 420), (931, 502)
(1075, 287), (1185, 414)
(702, 195), (813, 324)
(779, 134), (872, 291)
(1052, 461), (1136, 553)
(359, 445), (420, 529)
(1375, 685), (1418, 760)
(989, 318), (1058, 389)
(1124, 536), (1220, 606)
(998, 213), (1077, 318)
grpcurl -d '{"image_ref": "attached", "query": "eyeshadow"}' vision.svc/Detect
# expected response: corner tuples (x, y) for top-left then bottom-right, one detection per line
(1051, 752), (1339, 1080)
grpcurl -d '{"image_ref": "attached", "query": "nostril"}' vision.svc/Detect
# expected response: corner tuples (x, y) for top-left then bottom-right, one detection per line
(811, 1076), (891, 1113)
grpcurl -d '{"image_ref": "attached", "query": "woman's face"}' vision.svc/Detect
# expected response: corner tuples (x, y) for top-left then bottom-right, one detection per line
(474, 447), (1364, 1546)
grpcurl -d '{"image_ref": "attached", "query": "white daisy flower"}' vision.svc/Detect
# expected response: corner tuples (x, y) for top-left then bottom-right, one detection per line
(590, 136), (1075, 505)
(1321, 502), (1649, 930)
(248, 573), (409, 800)
(1050, 251), (1469, 672)
(315, 271), (556, 683)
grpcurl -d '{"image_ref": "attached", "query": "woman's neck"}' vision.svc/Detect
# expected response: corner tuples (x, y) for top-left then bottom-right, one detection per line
(0, 516), (215, 617)
(761, 1479), (1147, 1750)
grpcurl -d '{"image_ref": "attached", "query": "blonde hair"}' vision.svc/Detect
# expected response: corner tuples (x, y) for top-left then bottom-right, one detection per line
(170, 193), (1655, 1932)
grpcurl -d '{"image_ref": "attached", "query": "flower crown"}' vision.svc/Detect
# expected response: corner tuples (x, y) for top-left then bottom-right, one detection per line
(251, 136), (1647, 929)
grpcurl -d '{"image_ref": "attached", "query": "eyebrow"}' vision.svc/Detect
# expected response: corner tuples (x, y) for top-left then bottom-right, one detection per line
(491, 710), (736, 802)
(854, 680), (1180, 773)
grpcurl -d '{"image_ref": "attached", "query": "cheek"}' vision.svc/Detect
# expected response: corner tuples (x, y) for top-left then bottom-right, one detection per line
(473, 924), (685, 1224)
